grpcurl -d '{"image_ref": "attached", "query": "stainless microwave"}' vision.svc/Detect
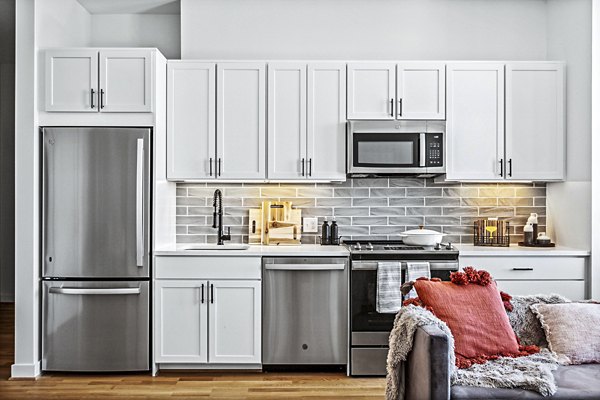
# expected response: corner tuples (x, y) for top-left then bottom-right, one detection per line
(347, 121), (445, 176)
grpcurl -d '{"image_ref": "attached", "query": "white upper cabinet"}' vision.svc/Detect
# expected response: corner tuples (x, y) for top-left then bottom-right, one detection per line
(446, 63), (505, 180)
(167, 62), (216, 180)
(396, 62), (445, 120)
(267, 63), (307, 179)
(45, 49), (98, 112)
(505, 63), (566, 181)
(347, 63), (396, 120)
(307, 63), (346, 181)
(216, 63), (266, 180)
(45, 49), (153, 113)
(99, 50), (152, 112)
(208, 280), (261, 364)
(267, 62), (346, 181)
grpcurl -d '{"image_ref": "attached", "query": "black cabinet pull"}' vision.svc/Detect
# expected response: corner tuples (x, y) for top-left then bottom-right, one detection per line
(398, 98), (403, 117)
(209, 157), (213, 176)
(100, 89), (105, 109)
(308, 158), (312, 177)
(301, 158), (305, 177)
(201, 284), (204, 303)
(210, 284), (214, 304)
(91, 89), (95, 109)
(508, 159), (513, 177)
(252, 220), (256, 233)
(390, 99), (394, 116)
(218, 158), (222, 176)
(499, 159), (504, 177)
(512, 267), (534, 271)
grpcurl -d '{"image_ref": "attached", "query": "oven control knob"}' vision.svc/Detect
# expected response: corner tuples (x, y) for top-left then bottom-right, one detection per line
(366, 242), (374, 251)
(434, 243), (442, 250)
(445, 242), (453, 250)
(354, 242), (362, 251)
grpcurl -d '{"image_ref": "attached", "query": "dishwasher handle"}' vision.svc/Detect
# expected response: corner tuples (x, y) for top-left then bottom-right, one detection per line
(265, 263), (345, 271)
(49, 287), (141, 295)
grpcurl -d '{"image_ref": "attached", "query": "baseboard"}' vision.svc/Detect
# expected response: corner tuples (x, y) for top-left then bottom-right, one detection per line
(11, 361), (41, 378)
(1, 293), (15, 302)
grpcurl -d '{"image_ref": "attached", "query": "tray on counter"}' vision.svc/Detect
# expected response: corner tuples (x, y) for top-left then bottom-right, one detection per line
(518, 242), (556, 248)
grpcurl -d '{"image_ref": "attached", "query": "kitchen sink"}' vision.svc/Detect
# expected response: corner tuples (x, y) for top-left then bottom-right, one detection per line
(184, 244), (251, 251)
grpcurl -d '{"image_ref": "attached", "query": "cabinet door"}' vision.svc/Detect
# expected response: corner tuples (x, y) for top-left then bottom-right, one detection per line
(154, 280), (208, 363)
(307, 63), (347, 181)
(167, 62), (216, 180)
(45, 49), (98, 112)
(208, 280), (261, 364)
(446, 63), (505, 180)
(347, 63), (395, 120)
(216, 63), (266, 179)
(505, 63), (565, 181)
(267, 63), (307, 179)
(397, 62), (445, 120)
(99, 50), (152, 112)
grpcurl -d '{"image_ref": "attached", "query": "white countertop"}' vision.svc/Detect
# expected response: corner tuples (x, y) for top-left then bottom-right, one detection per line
(456, 244), (590, 257)
(154, 244), (350, 257)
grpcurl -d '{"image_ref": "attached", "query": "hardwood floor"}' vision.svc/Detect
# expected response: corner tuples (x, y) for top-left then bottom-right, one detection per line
(0, 303), (385, 399)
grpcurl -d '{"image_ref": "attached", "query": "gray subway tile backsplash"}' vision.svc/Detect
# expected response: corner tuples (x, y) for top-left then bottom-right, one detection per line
(175, 178), (546, 245)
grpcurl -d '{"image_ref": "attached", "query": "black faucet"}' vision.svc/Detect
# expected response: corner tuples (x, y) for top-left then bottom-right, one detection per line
(212, 189), (231, 245)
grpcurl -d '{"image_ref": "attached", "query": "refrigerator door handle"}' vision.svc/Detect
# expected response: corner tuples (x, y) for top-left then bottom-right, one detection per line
(49, 287), (141, 295)
(136, 138), (144, 267)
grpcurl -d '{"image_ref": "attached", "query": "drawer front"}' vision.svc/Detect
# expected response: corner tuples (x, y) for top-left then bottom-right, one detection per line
(350, 348), (388, 376)
(460, 256), (585, 280)
(155, 256), (261, 279)
(495, 280), (586, 301)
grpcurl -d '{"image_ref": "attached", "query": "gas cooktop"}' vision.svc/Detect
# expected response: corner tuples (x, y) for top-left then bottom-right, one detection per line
(343, 240), (458, 260)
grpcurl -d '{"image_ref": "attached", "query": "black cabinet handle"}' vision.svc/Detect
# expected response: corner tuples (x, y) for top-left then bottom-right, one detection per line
(100, 89), (105, 109)
(308, 158), (312, 177)
(91, 89), (95, 109)
(499, 159), (504, 177)
(512, 267), (534, 271)
(508, 159), (513, 177)
(301, 158), (305, 177)
(209, 157), (213, 176)
(218, 158), (222, 177)
(201, 283), (204, 303)
(390, 99), (394, 116)
(210, 283), (214, 304)
(398, 98), (403, 117)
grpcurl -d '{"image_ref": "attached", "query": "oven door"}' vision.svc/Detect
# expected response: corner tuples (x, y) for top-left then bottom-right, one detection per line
(348, 130), (426, 174)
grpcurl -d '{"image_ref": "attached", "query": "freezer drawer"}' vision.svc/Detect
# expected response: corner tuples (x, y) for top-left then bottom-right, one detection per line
(263, 257), (348, 365)
(42, 280), (149, 372)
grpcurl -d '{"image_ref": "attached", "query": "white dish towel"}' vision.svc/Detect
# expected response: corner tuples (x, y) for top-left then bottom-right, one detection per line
(376, 262), (403, 314)
(405, 261), (431, 299)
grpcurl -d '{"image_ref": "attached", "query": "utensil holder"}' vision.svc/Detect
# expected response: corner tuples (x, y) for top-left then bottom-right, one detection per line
(473, 219), (510, 247)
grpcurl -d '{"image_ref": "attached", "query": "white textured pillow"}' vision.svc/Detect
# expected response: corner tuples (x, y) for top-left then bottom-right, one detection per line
(530, 303), (600, 364)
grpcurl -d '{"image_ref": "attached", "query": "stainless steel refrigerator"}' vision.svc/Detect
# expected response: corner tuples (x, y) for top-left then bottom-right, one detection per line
(41, 127), (151, 372)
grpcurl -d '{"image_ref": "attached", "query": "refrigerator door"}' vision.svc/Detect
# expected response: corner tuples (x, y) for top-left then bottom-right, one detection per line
(42, 280), (149, 371)
(42, 127), (150, 278)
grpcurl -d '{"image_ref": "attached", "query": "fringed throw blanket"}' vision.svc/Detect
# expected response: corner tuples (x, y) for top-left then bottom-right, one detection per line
(385, 305), (560, 400)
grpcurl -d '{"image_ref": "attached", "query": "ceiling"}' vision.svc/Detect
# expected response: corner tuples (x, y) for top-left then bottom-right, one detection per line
(76, 0), (180, 14)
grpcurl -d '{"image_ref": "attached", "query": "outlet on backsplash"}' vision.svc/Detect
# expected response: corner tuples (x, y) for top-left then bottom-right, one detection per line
(303, 217), (319, 233)
(175, 178), (546, 245)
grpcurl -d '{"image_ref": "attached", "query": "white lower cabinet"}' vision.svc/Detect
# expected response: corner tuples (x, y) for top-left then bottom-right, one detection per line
(154, 257), (262, 368)
(459, 255), (588, 300)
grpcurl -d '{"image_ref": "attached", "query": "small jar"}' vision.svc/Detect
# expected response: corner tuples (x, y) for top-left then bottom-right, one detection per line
(523, 223), (534, 245)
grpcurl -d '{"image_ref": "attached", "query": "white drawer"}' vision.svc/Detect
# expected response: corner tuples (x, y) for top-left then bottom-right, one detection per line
(155, 256), (261, 279)
(459, 256), (585, 280)
(495, 280), (586, 301)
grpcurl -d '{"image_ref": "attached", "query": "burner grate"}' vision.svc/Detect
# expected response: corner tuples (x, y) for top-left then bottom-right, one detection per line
(383, 245), (425, 251)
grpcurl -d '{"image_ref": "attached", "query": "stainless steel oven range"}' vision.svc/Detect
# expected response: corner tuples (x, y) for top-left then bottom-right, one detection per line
(346, 240), (458, 376)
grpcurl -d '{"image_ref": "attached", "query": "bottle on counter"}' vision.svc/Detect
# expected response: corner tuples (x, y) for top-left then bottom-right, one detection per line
(526, 213), (538, 242)
(330, 218), (339, 245)
(321, 218), (331, 245)
(523, 223), (534, 245)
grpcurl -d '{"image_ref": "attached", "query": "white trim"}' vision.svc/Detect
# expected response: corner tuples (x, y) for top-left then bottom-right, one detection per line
(11, 361), (41, 378)
(591, 0), (600, 299)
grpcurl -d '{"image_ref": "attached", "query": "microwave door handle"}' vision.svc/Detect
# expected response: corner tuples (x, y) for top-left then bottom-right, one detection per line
(419, 133), (426, 167)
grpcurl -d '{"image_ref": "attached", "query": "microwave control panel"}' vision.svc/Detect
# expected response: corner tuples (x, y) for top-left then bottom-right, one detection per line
(426, 134), (443, 167)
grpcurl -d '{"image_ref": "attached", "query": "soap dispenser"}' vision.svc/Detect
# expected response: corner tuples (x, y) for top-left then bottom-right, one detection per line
(526, 213), (539, 240)
(321, 218), (331, 245)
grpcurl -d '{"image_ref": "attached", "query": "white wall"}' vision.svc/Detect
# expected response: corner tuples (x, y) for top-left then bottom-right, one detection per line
(90, 14), (181, 59)
(35, 0), (91, 47)
(181, 0), (548, 60)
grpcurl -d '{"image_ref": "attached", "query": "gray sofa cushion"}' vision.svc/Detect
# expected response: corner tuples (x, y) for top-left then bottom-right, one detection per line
(451, 364), (600, 399)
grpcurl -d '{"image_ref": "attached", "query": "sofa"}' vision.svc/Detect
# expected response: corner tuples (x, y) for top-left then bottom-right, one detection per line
(402, 324), (600, 399)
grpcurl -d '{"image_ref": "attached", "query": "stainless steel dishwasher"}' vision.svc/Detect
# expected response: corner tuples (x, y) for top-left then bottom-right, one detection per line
(263, 257), (348, 365)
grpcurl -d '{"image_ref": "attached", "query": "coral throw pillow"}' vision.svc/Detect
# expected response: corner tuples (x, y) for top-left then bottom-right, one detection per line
(414, 268), (536, 368)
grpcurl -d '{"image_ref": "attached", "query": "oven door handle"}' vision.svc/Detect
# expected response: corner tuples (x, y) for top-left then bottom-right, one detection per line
(351, 261), (458, 271)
